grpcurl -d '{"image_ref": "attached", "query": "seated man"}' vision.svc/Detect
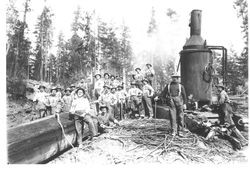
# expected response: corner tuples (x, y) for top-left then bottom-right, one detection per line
(187, 94), (198, 111)
(69, 88), (98, 147)
(216, 84), (248, 147)
(97, 105), (119, 133)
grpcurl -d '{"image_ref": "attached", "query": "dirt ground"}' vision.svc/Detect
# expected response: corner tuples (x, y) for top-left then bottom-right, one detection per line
(49, 118), (248, 165)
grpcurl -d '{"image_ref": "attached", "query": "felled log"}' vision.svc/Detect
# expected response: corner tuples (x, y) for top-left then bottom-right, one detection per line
(7, 112), (89, 164)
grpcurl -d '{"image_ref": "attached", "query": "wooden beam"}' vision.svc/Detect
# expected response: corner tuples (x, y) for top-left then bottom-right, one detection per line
(7, 112), (89, 164)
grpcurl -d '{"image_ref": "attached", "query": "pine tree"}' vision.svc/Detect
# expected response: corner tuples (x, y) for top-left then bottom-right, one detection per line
(6, 0), (31, 80)
(33, 5), (54, 81)
(234, 0), (248, 79)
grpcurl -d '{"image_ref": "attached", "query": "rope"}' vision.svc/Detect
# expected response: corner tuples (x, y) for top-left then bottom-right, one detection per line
(56, 113), (75, 149)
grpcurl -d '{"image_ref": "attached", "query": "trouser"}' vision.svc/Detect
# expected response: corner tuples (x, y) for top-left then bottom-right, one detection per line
(142, 96), (153, 117)
(117, 101), (125, 120)
(110, 104), (118, 119)
(218, 103), (247, 145)
(130, 96), (144, 117)
(94, 90), (100, 114)
(38, 109), (47, 118)
(168, 97), (184, 133)
(70, 113), (98, 145)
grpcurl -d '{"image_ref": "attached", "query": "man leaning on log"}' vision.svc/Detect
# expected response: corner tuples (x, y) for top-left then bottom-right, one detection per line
(215, 84), (248, 147)
(154, 73), (187, 136)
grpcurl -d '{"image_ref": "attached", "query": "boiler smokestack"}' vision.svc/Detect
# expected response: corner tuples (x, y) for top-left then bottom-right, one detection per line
(183, 9), (204, 49)
(190, 10), (202, 36)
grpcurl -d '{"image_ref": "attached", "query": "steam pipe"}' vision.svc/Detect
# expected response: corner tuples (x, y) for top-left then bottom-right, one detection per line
(206, 46), (227, 86)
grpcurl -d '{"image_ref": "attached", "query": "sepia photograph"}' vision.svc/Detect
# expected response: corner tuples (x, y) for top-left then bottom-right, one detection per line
(4, 0), (249, 167)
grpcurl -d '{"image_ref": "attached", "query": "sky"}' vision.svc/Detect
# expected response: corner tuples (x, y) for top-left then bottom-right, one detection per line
(11, 0), (245, 64)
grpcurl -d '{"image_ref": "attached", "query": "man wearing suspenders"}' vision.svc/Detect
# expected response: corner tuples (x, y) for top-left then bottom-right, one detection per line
(155, 73), (187, 136)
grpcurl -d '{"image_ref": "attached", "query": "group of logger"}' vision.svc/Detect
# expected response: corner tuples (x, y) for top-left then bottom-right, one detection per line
(32, 63), (248, 149)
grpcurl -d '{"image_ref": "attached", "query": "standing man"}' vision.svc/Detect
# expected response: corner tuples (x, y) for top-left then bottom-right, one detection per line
(94, 73), (104, 113)
(216, 84), (248, 147)
(134, 67), (144, 90)
(128, 82), (144, 118)
(103, 73), (111, 86)
(144, 63), (155, 86)
(154, 73), (187, 136)
(33, 85), (49, 118)
(142, 79), (155, 119)
(62, 88), (73, 112)
(47, 87), (63, 115)
(117, 85), (128, 120)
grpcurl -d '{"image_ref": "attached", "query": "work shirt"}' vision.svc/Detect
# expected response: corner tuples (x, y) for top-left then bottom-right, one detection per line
(128, 87), (142, 97)
(48, 94), (63, 112)
(33, 91), (49, 104)
(159, 82), (187, 104)
(62, 94), (73, 112)
(56, 91), (62, 98)
(117, 90), (127, 102)
(98, 92), (112, 105)
(33, 91), (49, 110)
(94, 79), (104, 94)
(144, 68), (155, 78)
(70, 96), (91, 114)
(134, 72), (144, 82)
(218, 90), (230, 105)
(142, 84), (154, 97)
(113, 80), (120, 87)
(104, 79), (111, 86)
(109, 92), (118, 105)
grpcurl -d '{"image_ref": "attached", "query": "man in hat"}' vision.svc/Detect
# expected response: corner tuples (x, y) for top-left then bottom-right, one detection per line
(70, 84), (77, 100)
(103, 73), (111, 86)
(155, 73), (187, 136)
(33, 85), (49, 118)
(128, 81), (144, 118)
(97, 105), (119, 133)
(117, 85), (128, 120)
(142, 79), (155, 119)
(47, 87), (63, 115)
(109, 86), (118, 118)
(98, 85), (112, 110)
(109, 74), (116, 87)
(56, 86), (63, 98)
(62, 88), (73, 112)
(69, 88), (98, 146)
(134, 67), (144, 90)
(94, 73), (104, 113)
(144, 63), (155, 86)
(216, 84), (248, 147)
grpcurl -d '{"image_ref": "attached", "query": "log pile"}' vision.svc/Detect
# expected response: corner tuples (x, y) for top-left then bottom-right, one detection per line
(50, 117), (247, 164)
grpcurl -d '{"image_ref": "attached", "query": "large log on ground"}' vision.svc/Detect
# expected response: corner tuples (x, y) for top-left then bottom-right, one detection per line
(7, 112), (89, 164)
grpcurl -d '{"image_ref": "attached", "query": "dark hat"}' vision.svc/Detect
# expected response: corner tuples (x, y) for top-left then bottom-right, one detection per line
(171, 73), (181, 78)
(75, 87), (85, 94)
(110, 75), (115, 79)
(111, 86), (117, 90)
(38, 85), (46, 89)
(103, 85), (110, 89)
(216, 83), (225, 89)
(135, 67), (141, 71)
(70, 84), (76, 88)
(117, 85), (123, 89)
(100, 105), (109, 111)
(104, 73), (110, 77)
(146, 63), (152, 67)
(94, 73), (101, 78)
(142, 78), (149, 83)
(51, 87), (58, 92)
(65, 88), (71, 92)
